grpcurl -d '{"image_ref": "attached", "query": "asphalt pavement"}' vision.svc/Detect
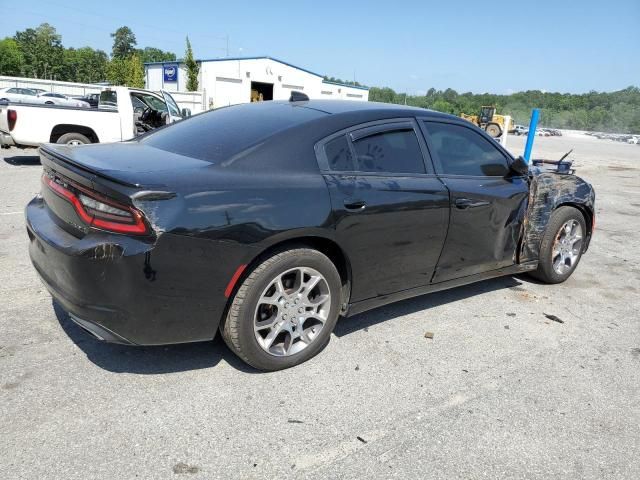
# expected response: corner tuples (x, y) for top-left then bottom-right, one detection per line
(1, 134), (639, 479)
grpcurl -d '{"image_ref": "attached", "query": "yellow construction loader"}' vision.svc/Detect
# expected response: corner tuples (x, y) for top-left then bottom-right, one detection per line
(460, 106), (514, 138)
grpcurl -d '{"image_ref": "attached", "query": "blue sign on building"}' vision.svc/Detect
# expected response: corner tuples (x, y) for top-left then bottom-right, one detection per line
(163, 64), (178, 82)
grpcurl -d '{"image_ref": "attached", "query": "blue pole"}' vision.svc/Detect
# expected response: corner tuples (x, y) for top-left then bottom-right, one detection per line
(523, 108), (540, 163)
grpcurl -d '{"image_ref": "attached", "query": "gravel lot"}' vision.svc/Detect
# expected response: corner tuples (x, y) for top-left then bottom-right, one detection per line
(1, 134), (639, 479)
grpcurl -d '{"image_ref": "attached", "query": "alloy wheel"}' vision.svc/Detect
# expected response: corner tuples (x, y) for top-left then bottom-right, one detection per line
(253, 267), (331, 357)
(551, 219), (583, 275)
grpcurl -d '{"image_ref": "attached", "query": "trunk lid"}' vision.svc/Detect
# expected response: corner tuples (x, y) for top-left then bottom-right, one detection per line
(41, 141), (213, 188)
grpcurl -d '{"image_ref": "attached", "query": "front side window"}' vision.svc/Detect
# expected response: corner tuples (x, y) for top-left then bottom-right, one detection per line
(424, 121), (509, 176)
(352, 128), (425, 174)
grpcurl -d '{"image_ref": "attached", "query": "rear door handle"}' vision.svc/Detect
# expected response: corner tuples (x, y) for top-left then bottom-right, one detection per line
(455, 198), (490, 209)
(344, 199), (366, 211)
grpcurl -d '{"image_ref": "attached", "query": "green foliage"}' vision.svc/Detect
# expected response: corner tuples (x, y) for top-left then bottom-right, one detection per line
(184, 37), (199, 92)
(323, 75), (364, 87)
(369, 86), (640, 134)
(106, 54), (144, 87)
(14, 23), (64, 78)
(110, 26), (137, 60)
(106, 57), (128, 86)
(0, 38), (24, 76)
(139, 47), (176, 64)
(61, 47), (108, 83)
(127, 53), (145, 88)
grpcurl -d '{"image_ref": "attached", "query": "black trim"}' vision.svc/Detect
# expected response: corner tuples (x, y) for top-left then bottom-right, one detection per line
(346, 261), (538, 317)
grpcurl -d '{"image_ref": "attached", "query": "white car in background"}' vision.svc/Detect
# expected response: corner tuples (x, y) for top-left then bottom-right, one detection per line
(38, 92), (90, 108)
(628, 136), (640, 144)
(0, 87), (44, 104)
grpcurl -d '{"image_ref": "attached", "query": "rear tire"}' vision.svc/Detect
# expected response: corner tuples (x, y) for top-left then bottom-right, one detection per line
(220, 248), (342, 371)
(485, 123), (502, 138)
(529, 206), (586, 284)
(56, 132), (91, 145)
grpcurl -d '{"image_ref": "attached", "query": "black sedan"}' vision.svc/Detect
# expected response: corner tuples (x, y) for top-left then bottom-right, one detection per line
(26, 97), (595, 371)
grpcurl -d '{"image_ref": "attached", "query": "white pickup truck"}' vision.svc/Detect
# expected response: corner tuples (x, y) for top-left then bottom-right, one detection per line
(0, 87), (189, 148)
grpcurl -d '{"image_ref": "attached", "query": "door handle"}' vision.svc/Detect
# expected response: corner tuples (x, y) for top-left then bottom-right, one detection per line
(455, 198), (490, 209)
(343, 199), (367, 211)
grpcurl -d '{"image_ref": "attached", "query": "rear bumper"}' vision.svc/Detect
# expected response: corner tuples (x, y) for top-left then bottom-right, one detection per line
(0, 130), (15, 148)
(26, 195), (244, 345)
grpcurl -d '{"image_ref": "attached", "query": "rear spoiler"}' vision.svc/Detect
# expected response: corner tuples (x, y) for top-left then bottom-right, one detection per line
(40, 145), (140, 188)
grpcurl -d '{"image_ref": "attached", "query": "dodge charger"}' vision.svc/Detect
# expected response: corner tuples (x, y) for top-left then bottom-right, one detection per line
(26, 96), (595, 370)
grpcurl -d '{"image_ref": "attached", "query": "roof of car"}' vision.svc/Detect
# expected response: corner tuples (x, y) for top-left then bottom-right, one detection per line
(275, 99), (445, 117)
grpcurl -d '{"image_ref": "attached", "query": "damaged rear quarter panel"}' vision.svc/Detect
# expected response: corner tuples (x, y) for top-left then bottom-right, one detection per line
(520, 172), (595, 263)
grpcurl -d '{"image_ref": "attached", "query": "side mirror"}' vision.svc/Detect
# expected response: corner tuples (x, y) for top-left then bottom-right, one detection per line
(510, 156), (529, 176)
(181, 108), (191, 118)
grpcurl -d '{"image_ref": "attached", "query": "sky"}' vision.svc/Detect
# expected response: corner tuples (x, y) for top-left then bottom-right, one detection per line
(1, 0), (638, 94)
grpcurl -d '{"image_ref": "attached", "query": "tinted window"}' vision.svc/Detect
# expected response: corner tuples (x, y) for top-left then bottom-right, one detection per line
(424, 122), (509, 176)
(353, 128), (425, 174)
(324, 136), (353, 171)
(143, 103), (324, 163)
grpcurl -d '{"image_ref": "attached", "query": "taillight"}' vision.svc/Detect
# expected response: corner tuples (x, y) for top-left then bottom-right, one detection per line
(43, 175), (148, 235)
(8, 109), (17, 131)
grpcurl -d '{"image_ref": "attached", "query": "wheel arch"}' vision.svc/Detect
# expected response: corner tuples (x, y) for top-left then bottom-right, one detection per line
(50, 124), (99, 143)
(555, 201), (594, 249)
(225, 234), (353, 315)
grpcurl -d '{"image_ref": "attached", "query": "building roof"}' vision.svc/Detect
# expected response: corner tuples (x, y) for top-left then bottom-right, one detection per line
(144, 56), (370, 91)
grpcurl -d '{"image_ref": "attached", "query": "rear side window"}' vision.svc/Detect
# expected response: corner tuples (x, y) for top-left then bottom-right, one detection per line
(352, 128), (425, 174)
(324, 136), (354, 171)
(424, 122), (509, 176)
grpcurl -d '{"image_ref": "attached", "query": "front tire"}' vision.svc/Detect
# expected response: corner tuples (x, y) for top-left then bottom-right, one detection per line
(485, 123), (502, 138)
(220, 248), (342, 371)
(529, 206), (586, 284)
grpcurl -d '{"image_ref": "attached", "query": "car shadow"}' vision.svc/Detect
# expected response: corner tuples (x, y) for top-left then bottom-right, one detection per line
(52, 301), (260, 375)
(3, 154), (40, 166)
(333, 275), (524, 337)
(53, 275), (525, 374)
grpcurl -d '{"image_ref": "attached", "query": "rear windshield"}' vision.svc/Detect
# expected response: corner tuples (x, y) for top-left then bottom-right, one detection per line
(141, 102), (325, 163)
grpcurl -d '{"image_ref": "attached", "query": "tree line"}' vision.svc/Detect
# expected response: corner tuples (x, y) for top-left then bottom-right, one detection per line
(0, 23), (199, 91)
(369, 86), (640, 134)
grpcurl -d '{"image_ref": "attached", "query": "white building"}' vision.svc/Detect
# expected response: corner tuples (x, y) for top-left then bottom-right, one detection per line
(145, 56), (369, 109)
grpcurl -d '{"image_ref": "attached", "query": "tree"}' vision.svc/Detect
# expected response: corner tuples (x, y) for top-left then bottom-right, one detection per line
(184, 37), (199, 91)
(139, 47), (176, 64)
(127, 53), (145, 88)
(110, 26), (137, 60)
(61, 47), (108, 83)
(14, 23), (64, 78)
(106, 54), (144, 87)
(0, 38), (24, 76)
(107, 58), (128, 85)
